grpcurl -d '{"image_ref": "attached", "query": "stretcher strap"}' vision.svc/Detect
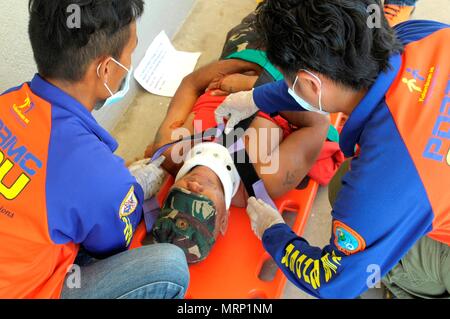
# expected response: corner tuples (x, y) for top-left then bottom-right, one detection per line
(143, 196), (161, 233)
(252, 179), (277, 209)
(233, 147), (277, 210)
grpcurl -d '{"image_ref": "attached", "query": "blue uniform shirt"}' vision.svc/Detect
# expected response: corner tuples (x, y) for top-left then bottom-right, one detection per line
(30, 74), (144, 257)
(254, 20), (450, 298)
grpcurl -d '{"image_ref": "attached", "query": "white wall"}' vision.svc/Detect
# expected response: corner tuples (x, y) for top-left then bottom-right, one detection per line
(92, 0), (196, 130)
(0, 0), (195, 131)
(0, 0), (36, 92)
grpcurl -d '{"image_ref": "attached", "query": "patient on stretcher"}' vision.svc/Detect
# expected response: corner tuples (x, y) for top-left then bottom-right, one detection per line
(146, 11), (344, 263)
(146, 59), (330, 263)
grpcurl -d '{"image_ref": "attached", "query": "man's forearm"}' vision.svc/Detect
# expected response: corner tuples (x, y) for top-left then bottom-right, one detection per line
(165, 60), (259, 119)
(188, 59), (262, 92)
(279, 111), (330, 130)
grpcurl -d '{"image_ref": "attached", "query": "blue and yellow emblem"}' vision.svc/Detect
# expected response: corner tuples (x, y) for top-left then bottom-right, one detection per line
(333, 221), (366, 255)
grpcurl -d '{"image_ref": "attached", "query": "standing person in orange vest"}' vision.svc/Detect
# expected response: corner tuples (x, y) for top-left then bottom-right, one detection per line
(0, 0), (189, 299)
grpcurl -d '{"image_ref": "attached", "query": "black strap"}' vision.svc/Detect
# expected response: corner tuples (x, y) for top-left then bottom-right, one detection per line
(220, 114), (261, 197)
(234, 148), (260, 197)
(215, 114), (256, 149)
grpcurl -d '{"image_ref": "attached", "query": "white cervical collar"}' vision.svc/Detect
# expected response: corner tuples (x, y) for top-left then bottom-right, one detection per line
(175, 142), (241, 209)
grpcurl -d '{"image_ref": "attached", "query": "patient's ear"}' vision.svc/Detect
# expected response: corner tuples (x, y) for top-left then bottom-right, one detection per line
(219, 210), (230, 236)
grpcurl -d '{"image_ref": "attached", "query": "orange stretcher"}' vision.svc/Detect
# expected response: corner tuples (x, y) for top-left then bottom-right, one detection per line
(130, 113), (346, 299)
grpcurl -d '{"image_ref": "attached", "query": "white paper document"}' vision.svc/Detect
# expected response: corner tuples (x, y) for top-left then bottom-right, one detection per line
(134, 31), (202, 97)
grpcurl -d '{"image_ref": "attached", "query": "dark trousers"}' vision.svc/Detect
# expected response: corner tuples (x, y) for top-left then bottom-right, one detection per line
(329, 159), (450, 299)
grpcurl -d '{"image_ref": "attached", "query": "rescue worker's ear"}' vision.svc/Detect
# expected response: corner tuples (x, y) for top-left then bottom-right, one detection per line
(96, 57), (114, 83)
(296, 70), (321, 96)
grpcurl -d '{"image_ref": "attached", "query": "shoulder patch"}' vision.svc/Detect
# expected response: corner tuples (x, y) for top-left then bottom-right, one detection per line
(119, 186), (138, 218)
(333, 220), (366, 255)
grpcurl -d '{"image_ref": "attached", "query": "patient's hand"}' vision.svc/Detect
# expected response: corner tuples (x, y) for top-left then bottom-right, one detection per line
(207, 73), (259, 96)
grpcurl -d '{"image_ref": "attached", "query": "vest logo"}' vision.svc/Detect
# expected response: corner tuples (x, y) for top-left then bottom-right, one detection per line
(12, 95), (35, 125)
(447, 147), (450, 166)
(0, 119), (43, 200)
(0, 150), (31, 200)
(423, 77), (450, 165)
(402, 77), (422, 93)
(402, 68), (424, 93)
(402, 67), (437, 104)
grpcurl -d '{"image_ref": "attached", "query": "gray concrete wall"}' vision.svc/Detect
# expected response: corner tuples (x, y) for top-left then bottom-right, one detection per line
(0, 0), (196, 131)
(93, 0), (196, 130)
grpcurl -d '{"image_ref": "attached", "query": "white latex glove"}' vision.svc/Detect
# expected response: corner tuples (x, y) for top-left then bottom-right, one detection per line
(214, 89), (259, 134)
(129, 156), (167, 200)
(246, 197), (285, 240)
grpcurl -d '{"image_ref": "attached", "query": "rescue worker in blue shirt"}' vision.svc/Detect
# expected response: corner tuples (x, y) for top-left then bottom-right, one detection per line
(0, 0), (189, 299)
(215, 0), (450, 298)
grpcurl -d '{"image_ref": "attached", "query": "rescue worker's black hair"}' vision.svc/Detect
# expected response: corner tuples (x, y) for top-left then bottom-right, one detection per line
(28, 0), (144, 82)
(255, 0), (404, 90)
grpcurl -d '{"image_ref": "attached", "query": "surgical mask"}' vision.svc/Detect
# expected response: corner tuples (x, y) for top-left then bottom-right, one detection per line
(288, 69), (329, 115)
(95, 58), (133, 110)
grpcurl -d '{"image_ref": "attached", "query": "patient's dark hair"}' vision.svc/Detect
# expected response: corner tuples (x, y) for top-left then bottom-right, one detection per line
(29, 0), (144, 82)
(255, 0), (403, 90)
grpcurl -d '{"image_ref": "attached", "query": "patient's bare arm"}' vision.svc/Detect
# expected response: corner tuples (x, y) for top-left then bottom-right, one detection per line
(206, 73), (259, 96)
(146, 59), (261, 174)
(253, 111), (330, 198)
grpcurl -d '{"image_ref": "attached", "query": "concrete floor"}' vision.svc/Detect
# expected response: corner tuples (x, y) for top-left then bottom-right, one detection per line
(112, 0), (450, 299)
